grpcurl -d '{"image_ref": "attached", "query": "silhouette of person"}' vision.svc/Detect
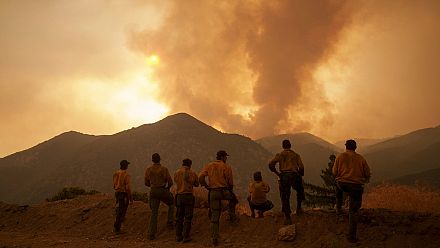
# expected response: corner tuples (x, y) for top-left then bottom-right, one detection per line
(112, 159), (133, 234)
(247, 171), (274, 218)
(144, 153), (174, 240)
(174, 158), (199, 243)
(268, 139), (305, 225)
(333, 139), (371, 243)
(199, 150), (238, 246)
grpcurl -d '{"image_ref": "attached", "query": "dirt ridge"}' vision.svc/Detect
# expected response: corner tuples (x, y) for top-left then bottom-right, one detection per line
(1, 194), (439, 248)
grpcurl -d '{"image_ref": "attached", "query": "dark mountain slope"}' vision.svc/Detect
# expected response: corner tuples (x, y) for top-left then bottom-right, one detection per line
(0, 113), (272, 204)
(392, 168), (440, 187)
(364, 126), (440, 182)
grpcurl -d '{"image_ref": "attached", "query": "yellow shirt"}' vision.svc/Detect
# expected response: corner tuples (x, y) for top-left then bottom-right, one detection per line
(269, 149), (304, 173)
(332, 150), (371, 185)
(113, 169), (132, 196)
(248, 181), (270, 204)
(145, 163), (173, 188)
(174, 166), (199, 194)
(199, 160), (233, 189)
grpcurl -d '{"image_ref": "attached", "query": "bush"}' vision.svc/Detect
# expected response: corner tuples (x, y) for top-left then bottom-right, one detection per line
(46, 187), (99, 202)
(132, 191), (148, 203)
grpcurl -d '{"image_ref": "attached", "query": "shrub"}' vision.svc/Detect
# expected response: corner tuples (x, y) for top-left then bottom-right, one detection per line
(132, 191), (148, 203)
(46, 187), (99, 202)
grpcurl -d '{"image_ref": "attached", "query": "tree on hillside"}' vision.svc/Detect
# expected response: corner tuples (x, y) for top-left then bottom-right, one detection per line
(321, 154), (337, 190)
(303, 154), (337, 207)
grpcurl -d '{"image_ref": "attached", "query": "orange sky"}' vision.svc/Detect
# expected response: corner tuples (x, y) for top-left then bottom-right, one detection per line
(1, 0), (439, 157)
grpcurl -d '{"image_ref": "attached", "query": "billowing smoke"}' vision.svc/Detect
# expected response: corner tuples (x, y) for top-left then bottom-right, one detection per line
(129, 0), (352, 138)
(2, 0), (439, 157)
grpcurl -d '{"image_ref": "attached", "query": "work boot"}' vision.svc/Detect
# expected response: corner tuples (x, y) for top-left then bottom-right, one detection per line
(229, 214), (239, 224)
(183, 237), (192, 243)
(257, 211), (264, 218)
(347, 236), (360, 243)
(250, 210), (256, 218)
(336, 208), (345, 215)
(176, 236), (183, 242)
(148, 234), (156, 240)
(212, 238), (219, 246)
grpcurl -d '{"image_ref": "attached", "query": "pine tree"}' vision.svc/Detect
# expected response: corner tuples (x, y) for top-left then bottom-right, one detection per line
(303, 154), (337, 208)
(321, 154), (337, 190)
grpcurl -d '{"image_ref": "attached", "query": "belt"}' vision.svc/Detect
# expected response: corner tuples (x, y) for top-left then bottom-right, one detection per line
(209, 187), (229, 191)
(280, 171), (298, 174)
(151, 185), (167, 189)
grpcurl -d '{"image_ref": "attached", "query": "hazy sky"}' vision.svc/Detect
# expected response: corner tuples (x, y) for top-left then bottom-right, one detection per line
(1, 0), (439, 157)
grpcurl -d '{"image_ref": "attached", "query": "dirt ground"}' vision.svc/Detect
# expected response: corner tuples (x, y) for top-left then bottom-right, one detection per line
(1, 194), (439, 248)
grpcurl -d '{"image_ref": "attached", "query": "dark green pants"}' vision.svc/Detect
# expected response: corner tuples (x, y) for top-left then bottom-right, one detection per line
(149, 187), (175, 236)
(279, 172), (305, 215)
(247, 196), (274, 214)
(175, 194), (195, 239)
(336, 182), (363, 239)
(114, 192), (129, 232)
(209, 189), (237, 240)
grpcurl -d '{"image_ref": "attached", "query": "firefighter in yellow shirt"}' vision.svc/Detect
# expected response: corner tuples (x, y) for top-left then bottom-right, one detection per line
(174, 158), (199, 243)
(333, 139), (371, 243)
(112, 159), (133, 234)
(199, 150), (238, 246)
(144, 153), (174, 240)
(247, 171), (274, 218)
(268, 139), (305, 225)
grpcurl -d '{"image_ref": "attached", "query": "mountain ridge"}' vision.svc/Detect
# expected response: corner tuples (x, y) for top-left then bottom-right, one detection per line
(1, 113), (439, 204)
(0, 112), (272, 204)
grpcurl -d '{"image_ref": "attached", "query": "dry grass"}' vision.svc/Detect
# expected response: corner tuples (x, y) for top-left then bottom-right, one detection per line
(363, 183), (440, 213)
(236, 203), (251, 216)
(193, 187), (209, 208)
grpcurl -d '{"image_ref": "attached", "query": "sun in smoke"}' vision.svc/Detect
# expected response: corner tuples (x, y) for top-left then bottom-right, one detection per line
(146, 54), (160, 66)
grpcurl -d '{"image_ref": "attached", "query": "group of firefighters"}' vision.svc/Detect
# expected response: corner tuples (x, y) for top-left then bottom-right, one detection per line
(112, 138), (371, 245)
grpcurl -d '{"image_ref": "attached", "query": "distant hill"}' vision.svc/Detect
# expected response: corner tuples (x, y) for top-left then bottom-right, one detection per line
(2, 113), (439, 204)
(364, 126), (440, 183)
(334, 137), (390, 154)
(0, 113), (272, 204)
(391, 168), (440, 187)
(256, 133), (341, 185)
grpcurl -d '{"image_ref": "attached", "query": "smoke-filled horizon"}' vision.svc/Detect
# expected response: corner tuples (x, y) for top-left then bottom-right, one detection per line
(130, 1), (353, 139)
(1, 0), (440, 157)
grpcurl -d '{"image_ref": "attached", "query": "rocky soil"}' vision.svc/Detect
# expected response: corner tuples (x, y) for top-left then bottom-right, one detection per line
(1, 194), (439, 248)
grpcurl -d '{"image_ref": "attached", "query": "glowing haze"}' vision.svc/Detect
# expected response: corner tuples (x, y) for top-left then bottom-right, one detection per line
(1, 0), (439, 157)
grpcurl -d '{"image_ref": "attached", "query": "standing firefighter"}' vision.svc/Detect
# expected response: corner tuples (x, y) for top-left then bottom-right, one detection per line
(199, 150), (238, 246)
(112, 159), (133, 234)
(333, 139), (371, 243)
(144, 153), (175, 240)
(268, 139), (305, 225)
(174, 158), (199, 243)
(247, 171), (274, 218)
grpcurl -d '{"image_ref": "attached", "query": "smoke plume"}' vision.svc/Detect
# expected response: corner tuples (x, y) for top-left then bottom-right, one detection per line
(129, 0), (352, 138)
